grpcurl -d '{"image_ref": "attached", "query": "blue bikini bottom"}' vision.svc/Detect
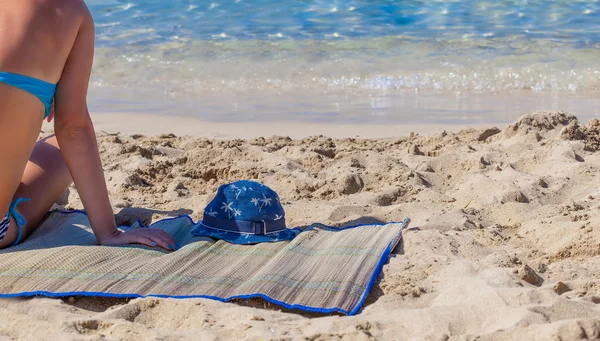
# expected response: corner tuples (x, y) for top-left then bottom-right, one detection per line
(0, 71), (56, 118)
(0, 197), (30, 247)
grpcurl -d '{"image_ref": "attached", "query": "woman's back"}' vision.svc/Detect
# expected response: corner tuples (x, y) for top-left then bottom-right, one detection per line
(0, 0), (85, 84)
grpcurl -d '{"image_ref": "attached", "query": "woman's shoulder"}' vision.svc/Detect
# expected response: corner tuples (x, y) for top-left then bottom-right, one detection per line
(47, 0), (92, 20)
(21, 0), (91, 29)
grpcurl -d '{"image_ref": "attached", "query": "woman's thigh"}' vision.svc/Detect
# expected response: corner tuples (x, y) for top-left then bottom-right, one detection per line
(0, 135), (73, 248)
(0, 86), (44, 215)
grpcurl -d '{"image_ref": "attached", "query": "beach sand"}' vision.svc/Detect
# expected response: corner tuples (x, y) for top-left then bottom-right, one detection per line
(1, 111), (599, 340)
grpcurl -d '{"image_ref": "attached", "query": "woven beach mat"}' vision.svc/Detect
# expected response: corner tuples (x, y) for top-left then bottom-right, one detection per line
(0, 211), (409, 315)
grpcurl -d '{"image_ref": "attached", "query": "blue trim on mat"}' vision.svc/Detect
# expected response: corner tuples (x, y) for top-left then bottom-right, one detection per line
(0, 290), (354, 315)
(1, 210), (410, 316)
(349, 232), (398, 315)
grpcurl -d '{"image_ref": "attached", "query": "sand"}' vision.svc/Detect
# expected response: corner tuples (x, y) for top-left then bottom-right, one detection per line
(1, 111), (599, 340)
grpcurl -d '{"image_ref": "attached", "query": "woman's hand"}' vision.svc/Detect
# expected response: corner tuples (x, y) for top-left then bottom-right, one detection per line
(99, 228), (178, 251)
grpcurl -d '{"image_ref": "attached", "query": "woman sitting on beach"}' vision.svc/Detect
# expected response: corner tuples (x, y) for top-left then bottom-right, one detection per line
(0, 0), (175, 250)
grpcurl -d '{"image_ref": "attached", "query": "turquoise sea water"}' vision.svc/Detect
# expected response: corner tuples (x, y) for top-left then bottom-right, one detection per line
(86, 0), (600, 124)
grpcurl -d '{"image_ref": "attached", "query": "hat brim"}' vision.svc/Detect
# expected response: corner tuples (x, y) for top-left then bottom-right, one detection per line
(191, 222), (302, 245)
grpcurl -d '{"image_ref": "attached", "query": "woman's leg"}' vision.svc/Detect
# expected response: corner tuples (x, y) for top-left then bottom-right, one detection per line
(0, 135), (73, 248)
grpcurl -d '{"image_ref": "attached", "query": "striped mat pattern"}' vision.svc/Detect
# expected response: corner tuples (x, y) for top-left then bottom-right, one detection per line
(0, 211), (408, 315)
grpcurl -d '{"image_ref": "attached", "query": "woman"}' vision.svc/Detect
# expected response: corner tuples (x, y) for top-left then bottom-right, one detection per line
(0, 0), (176, 250)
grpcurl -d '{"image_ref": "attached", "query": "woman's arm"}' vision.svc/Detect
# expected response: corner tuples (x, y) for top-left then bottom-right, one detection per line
(53, 6), (176, 250)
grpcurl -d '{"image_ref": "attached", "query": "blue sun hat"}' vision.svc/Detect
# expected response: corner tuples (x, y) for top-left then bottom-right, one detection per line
(191, 180), (302, 244)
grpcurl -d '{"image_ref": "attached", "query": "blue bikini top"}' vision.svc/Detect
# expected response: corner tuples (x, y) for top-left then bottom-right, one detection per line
(0, 71), (57, 118)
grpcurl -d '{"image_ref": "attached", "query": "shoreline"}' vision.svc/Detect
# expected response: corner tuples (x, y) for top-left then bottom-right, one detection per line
(86, 86), (600, 135)
(45, 111), (497, 139)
